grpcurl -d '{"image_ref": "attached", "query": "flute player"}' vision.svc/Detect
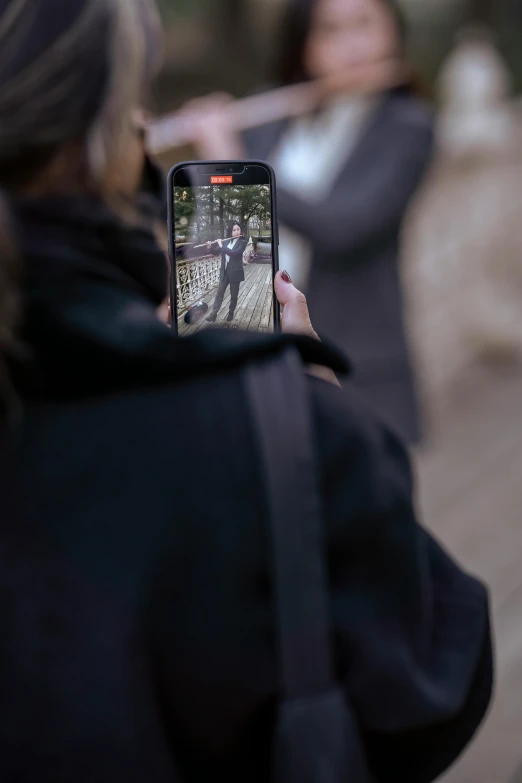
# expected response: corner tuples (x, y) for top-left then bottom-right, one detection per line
(181, 0), (434, 445)
(205, 220), (247, 323)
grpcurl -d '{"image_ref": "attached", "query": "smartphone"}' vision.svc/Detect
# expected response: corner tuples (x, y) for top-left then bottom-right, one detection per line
(168, 161), (280, 336)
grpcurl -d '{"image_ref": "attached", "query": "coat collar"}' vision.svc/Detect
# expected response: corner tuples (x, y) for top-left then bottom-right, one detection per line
(245, 90), (398, 188)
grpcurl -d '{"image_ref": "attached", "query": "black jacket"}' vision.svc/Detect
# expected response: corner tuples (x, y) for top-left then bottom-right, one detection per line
(0, 197), (492, 783)
(243, 90), (435, 444)
(212, 237), (247, 283)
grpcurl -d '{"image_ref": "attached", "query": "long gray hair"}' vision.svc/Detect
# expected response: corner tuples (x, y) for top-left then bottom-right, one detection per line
(0, 0), (162, 406)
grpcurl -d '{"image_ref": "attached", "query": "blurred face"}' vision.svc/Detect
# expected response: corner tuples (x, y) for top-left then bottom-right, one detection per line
(304, 0), (399, 79)
(232, 224), (242, 238)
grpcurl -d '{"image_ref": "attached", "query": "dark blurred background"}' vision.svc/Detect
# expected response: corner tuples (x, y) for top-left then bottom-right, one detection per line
(154, 0), (522, 110)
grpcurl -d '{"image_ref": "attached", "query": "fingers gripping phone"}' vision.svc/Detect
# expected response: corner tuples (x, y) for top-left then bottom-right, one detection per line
(168, 161), (280, 335)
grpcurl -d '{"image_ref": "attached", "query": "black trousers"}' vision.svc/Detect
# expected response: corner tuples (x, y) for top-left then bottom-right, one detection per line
(212, 269), (240, 314)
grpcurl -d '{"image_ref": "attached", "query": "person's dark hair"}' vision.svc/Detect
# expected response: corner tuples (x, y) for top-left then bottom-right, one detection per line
(274, 0), (408, 86)
(0, 0), (162, 407)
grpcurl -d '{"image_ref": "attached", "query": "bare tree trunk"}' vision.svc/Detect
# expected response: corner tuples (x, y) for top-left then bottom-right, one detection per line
(209, 0), (262, 93)
(220, 0), (245, 37)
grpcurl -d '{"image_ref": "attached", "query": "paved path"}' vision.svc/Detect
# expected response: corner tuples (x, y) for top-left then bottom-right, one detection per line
(414, 361), (522, 783)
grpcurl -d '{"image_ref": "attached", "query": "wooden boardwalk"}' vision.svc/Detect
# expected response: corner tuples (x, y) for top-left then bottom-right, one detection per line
(414, 361), (522, 783)
(178, 263), (274, 336)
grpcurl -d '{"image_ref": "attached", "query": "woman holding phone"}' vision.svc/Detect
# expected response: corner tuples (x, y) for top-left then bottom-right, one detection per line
(183, 0), (434, 444)
(0, 1), (490, 781)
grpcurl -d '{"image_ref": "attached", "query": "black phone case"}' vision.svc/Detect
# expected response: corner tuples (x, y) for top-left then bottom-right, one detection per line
(167, 160), (280, 336)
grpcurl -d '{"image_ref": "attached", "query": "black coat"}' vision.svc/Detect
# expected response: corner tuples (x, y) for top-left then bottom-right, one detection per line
(212, 238), (247, 283)
(0, 197), (492, 783)
(243, 90), (435, 444)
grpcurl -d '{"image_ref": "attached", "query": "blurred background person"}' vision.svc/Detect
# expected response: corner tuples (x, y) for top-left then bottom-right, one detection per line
(183, 0), (435, 445)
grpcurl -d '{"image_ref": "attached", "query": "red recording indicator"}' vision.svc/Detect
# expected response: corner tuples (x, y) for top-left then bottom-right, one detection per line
(210, 175), (233, 184)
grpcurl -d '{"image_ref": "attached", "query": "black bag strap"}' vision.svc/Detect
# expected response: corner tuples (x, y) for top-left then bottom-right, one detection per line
(245, 349), (371, 783)
(245, 349), (335, 698)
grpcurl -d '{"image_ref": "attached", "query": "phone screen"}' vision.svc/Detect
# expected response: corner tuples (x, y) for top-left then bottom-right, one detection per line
(169, 162), (279, 335)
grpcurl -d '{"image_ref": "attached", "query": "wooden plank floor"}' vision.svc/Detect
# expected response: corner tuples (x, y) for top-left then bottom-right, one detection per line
(413, 361), (522, 783)
(178, 263), (274, 336)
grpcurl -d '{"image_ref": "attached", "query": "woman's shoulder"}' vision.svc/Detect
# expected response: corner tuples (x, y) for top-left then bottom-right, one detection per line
(177, 330), (349, 381)
(308, 372), (412, 494)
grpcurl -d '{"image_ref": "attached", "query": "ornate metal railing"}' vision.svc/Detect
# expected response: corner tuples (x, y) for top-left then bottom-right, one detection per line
(176, 256), (222, 314)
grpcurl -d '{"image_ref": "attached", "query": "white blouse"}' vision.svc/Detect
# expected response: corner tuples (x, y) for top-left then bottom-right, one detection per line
(225, 238), (238, 268)
(271, 95), (376, 290)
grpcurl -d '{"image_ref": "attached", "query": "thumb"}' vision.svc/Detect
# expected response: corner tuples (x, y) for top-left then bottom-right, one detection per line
(274, 270), (303, 307)
(275, 271), (317, 339)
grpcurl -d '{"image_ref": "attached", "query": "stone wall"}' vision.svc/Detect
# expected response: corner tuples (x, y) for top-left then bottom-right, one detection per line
(402, 123), (522, 417)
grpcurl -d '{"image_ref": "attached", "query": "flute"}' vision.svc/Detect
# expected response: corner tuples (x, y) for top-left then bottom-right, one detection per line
(191, 236), (236, 250)
(147, 64), (410, 157)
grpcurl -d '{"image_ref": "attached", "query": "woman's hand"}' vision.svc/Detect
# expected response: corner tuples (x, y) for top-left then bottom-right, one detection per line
(274, 271), (340, 387)
(157, 298), (171, 326)
(275, 271), (318, 340)
(216, 238), (223, 248)
(178, 93), (245, 160)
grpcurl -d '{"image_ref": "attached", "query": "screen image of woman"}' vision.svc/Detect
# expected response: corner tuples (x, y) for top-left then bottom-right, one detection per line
(205, 221), (247, 323)
(174, 180), (276, 335)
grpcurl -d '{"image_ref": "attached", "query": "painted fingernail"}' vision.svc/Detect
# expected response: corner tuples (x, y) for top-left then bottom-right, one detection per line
(281, 271), (292, 283)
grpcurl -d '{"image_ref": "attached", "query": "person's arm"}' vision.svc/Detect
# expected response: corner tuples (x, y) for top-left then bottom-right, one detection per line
(277, 111), (434, 260)
(310, 379), (492, 783)
(205, 242), (222, 257)
(225, 239), (247, 259)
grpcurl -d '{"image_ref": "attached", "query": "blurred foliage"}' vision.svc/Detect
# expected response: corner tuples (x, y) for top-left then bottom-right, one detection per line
(154, 0), (263, 111)
(153, 0), (522, 111)
(157, 0), (212, 18)
(174, 185), (271, 242)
